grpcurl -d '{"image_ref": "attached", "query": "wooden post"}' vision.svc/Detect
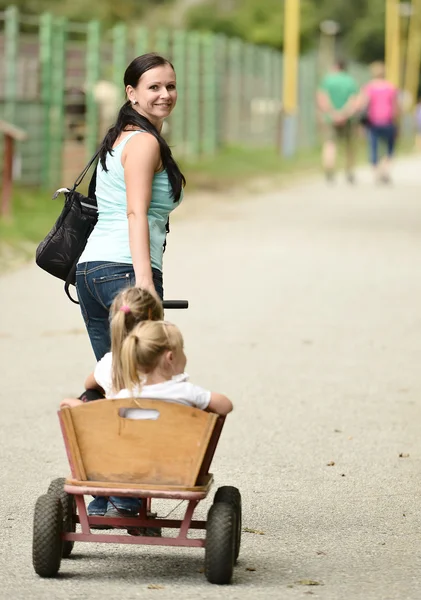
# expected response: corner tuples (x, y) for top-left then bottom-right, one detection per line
(0, 121), (28, 219)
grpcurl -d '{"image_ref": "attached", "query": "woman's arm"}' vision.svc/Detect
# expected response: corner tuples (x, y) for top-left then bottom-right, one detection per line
(123, 133), (161, 298)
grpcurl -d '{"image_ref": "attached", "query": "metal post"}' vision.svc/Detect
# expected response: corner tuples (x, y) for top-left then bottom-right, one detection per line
(135, 26), (149, 56)
(86, 20), (101, 155)
(4, 5), (18, 124)
(186, 31), (200, 158)
(50, 17), (66, 188)
(202, 32), (217, 155)
(155, 28), (170, 57)
(39, 12), (54, 187)
(227, 38), (242, 144)
(386, 0), (401, 86)
(403, 0), (421, 108)
(282, 0), (300, 156)
(113, 23), (127, 99)
(172, 30), (187, 154)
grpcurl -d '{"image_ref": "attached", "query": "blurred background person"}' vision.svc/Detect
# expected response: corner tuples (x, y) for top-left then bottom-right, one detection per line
(316, 59), (359, 184)
(358, 61), (399, 184)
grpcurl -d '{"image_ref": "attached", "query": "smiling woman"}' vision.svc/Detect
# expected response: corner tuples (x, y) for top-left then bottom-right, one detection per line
(75, 53), (186, 363)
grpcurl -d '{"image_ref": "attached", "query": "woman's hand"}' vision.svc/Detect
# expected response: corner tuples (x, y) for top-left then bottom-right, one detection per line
(135, 277), (161, 304)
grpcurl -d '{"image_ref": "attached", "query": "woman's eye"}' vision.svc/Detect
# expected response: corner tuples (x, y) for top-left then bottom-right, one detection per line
(150, 85), (158, 90)
(167, 84), (176, 90)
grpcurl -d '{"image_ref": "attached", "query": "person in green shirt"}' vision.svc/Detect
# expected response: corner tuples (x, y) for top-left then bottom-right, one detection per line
(317, 59), (359, 182)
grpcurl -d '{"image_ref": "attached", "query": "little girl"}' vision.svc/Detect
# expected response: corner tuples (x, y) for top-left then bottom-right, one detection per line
(64, 320), (233, 415)
(115, 320), (233, 415)
(62, 285), (163, 517)
(65, 286), (164, 405)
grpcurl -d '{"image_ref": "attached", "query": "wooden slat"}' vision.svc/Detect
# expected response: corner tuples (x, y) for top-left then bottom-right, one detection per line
(63, 399), (218, 488)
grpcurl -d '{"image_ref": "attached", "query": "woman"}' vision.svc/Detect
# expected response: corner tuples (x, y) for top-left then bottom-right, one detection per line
(360, 61), (399, 184)
(76, 53), (185, 360)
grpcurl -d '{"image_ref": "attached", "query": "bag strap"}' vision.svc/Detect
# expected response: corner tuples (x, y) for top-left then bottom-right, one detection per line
(72, 150), (100, 191)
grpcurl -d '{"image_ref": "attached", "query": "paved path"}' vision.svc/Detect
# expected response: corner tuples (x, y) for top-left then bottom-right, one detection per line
(1, 158), (421, 599)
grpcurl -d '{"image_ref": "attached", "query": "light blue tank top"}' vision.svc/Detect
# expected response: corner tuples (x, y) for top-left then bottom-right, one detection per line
(78, 131), (182, 271)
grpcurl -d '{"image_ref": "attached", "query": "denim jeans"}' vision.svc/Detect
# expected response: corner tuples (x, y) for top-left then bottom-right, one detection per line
(367, 123), (397, 165)
(76, 261), (163, 360)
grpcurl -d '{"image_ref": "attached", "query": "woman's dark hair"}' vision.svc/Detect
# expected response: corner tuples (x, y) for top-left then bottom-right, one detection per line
(99, 53), (185, 202)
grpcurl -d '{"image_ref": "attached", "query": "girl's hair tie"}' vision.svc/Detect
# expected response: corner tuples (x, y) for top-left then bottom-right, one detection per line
(120, 305), (131, 314)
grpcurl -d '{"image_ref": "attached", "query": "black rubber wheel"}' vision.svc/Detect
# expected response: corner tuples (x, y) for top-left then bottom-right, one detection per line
(214, 486), (242, 563)
(32, 494), (63, 577)
(205, 502), (236, 585)
(47, 477), (76, 558)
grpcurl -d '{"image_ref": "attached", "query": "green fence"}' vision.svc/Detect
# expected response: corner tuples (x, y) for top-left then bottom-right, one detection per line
(0, 6), (371, 189)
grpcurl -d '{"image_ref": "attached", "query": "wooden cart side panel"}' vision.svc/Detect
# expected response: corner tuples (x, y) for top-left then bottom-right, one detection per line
(65, 399), (218, 487)
(59, 407), (87, 480)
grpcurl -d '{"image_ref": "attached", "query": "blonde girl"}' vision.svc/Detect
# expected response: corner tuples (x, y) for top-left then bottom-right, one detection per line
(115, 320), (233, 416)
(61, 286), (163, 518)
(63, 286), (163, 406)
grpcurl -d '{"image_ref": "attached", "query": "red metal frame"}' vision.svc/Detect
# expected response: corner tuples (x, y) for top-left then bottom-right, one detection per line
(59, 413), (226, 549)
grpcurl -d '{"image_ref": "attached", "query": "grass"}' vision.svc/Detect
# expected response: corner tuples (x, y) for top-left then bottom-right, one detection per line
(0, 138), (416, 271)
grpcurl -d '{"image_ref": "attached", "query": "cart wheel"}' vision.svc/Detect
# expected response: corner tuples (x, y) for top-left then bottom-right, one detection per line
(47, 477), (76, 558)
(205, 502), (236, 585)
(32, 494), (63, 577)
(214, 486), (242, 563)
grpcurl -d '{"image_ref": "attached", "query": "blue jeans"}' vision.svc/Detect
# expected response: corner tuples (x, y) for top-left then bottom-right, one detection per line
(367, 124), (397, 165)
(76, 261), (163, 360)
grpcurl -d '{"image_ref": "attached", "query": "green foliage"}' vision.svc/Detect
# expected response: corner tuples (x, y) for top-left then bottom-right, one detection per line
(185, 0), (388, 63)
(1, 0), (389, 63)
(0, 0), (175, 26)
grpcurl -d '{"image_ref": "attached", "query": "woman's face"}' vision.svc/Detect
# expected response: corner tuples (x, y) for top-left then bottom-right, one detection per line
(127, 64), (177, 125)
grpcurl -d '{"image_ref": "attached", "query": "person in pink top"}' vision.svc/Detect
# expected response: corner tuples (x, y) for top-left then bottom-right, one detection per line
(360, 61), (399, 184)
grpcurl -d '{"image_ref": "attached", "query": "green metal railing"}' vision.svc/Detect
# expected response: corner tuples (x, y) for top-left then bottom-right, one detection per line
(0, 7), (374, 188)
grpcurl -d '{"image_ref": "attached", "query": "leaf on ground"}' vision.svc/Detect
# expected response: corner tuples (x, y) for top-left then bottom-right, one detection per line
(246, 567), (256, 572)
(243, 527), (265, 535)
(304, 592), (315, 596)
(399, 453), (410, 458)
(327, 461), (335, 467)
(334, 429), (342, 433)
(295, 579), (323, 586)
(197, 568), (205, 573)
(147, 584), (165, 590)
(316, 550), (327, 556)
(287, 584), (295, 588)
(340, 473), (346, 477)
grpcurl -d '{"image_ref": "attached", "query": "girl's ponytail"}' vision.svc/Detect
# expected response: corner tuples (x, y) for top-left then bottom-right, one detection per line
(120, 334), (145, 394)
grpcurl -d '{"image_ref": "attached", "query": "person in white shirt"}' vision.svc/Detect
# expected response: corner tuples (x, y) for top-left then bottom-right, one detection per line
(61, 320), (233, 521)
(63, 320), (233, 415)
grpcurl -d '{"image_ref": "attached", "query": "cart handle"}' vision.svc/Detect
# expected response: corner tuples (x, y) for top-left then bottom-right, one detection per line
(162, 300), (188, 309)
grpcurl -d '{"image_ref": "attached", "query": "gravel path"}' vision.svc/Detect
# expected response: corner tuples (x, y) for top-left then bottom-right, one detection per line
(1, 158), (420, 599)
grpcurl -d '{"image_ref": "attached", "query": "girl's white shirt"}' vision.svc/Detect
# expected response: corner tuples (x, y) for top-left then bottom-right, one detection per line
(94, 351), (211, 410)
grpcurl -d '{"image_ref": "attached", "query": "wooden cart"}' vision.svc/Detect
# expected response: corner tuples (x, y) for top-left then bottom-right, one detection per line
(32, 398), (241, 584)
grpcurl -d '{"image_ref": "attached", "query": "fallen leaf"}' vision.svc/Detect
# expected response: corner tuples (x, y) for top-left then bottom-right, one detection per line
(243, 527), (265, 535)
(147, 584), (165, 590)
(246, 567), (256, 572)
(197, 568), (205, 573)
(287, 584), (295, 588)
(334, 429), (342, 433)
(341, 473), (346, 477)
(399, 453), (410, 458)
(327, 461), (335, 467)
(304, 592), (315, 596)
(295, 580), (323, 587)
(348, 436), (353, 440)
(316, 550), (327, 556)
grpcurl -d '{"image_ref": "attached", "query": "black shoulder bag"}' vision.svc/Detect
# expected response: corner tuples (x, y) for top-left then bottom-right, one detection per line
(35, 152), (99, 304)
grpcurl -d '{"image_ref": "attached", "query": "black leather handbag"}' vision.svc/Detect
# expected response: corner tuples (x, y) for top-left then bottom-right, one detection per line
(35, 152), (99, 303)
